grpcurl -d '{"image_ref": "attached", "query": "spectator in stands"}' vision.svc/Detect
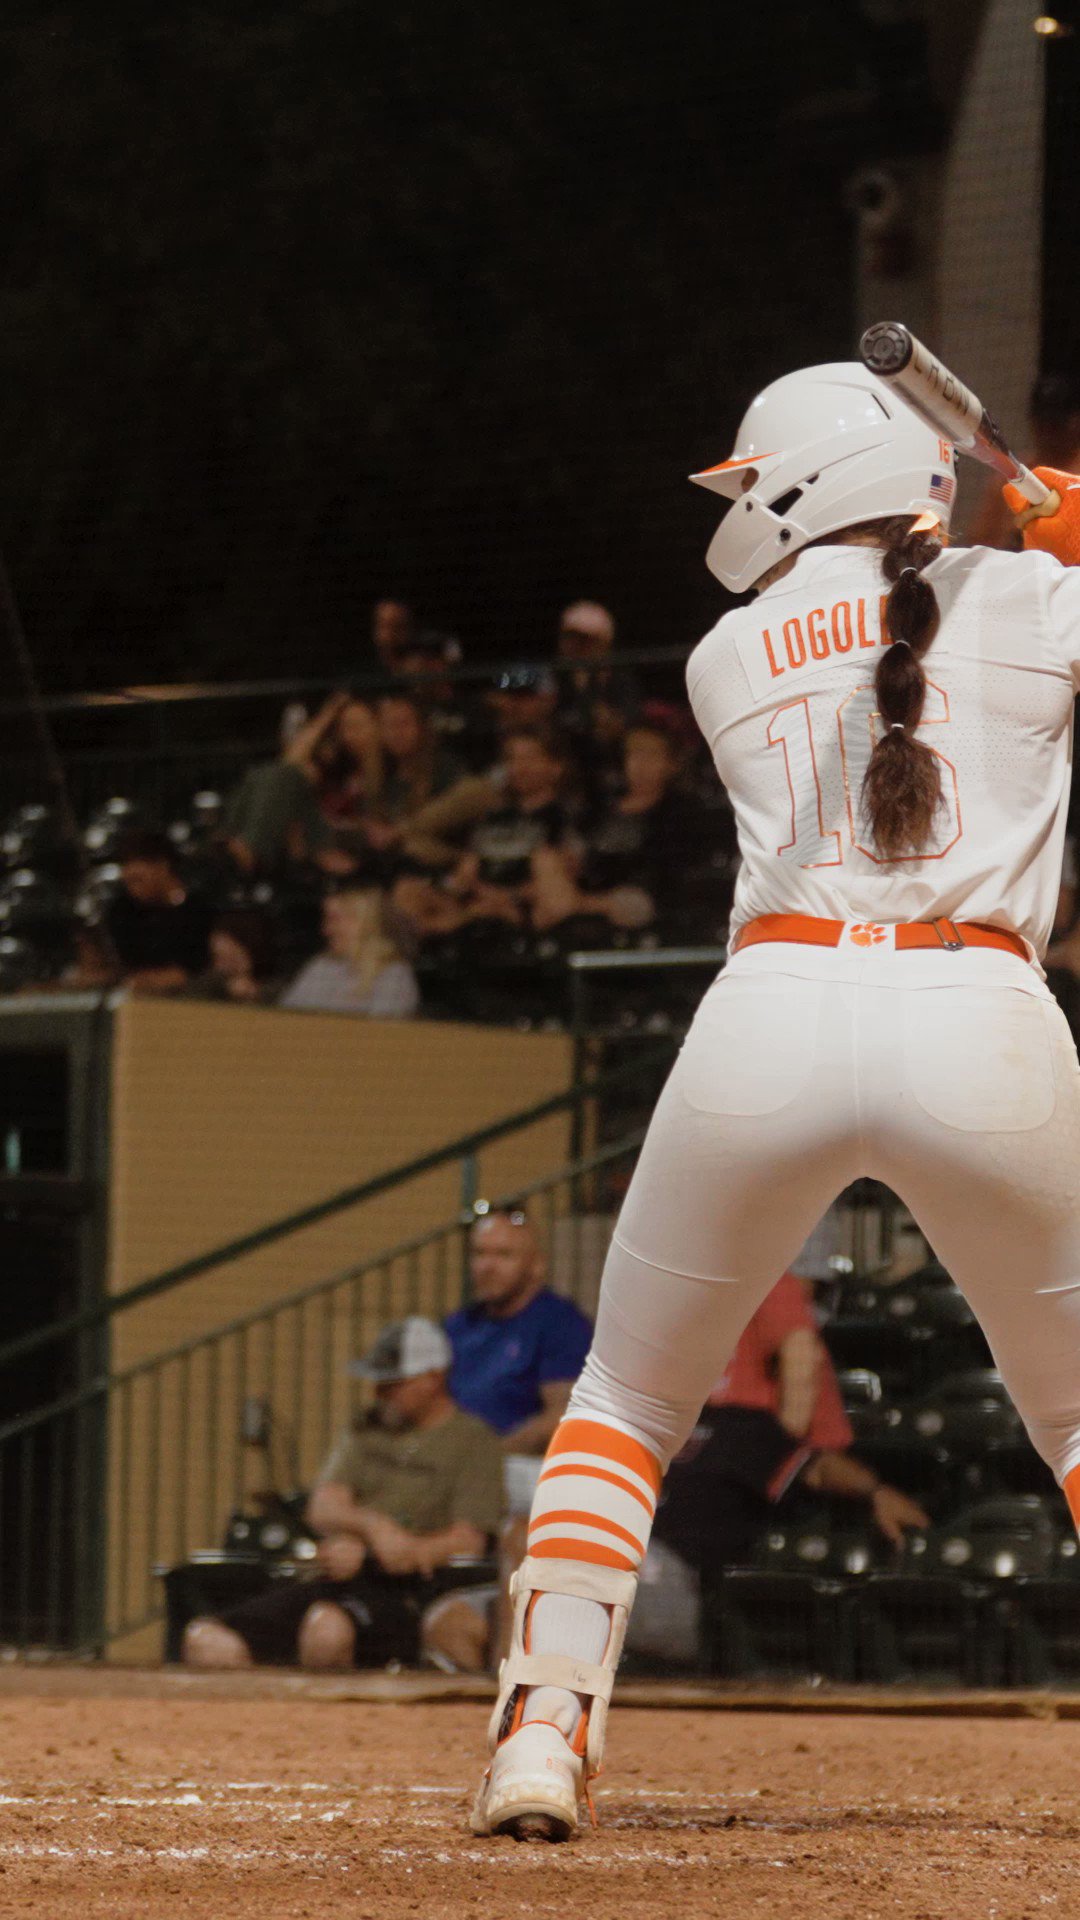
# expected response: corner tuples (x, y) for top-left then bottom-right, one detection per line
(182, 1317), (503, 1672)
(651, 1271), (929, 1591)
(446, 1207), (592, 1453)
(557, 600), (616, 678)
(103, 830), (212, 994)
(192, 908), (280, 1004)
(530, 718), (708, 938)
(555, 600), (637, 795)
(279, 888), (418, 1016)
(371, 599), (416, 677)
(391, 728), (573, 937)
(420, 1209), (593, 1671)
(222, 692), (379, 876)
(487, 666), (560, 737)
(347, 692), (467, 868)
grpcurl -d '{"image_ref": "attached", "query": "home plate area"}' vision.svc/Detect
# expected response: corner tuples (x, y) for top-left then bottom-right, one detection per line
(1, 1676), (1080, 1917)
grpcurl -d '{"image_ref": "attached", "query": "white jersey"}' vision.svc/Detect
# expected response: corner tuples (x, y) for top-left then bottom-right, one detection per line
(687, 543), (1080, 959)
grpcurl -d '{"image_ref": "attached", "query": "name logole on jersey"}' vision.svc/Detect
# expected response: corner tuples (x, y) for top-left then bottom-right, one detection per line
(687, 542), (1080, 958)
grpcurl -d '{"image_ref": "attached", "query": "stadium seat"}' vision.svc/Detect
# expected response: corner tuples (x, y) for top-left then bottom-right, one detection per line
(0, 871), (75, 978)
(0, 804), (73, 877)
(820, 1311), (924, 1394)
(0, 934), (43, 993)
(752, 1511), (888, 1580)
(849, 1434), (954, 1519)
(836, 1368), (896, 1442)
(902, 1370), (1025, 1453)
(855, 1575), (998, 1686)
(705, 1569), (855, 1682)
(900, 1495), (1059, 1582)
(74, 862), (124, 922)
(82, 796), (142, 860)
(996, 1579), (1080, 1686)
(962, 1436), (1059, 1502)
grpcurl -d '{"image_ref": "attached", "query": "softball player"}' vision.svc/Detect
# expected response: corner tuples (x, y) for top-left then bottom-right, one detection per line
(471, 363), (1080, 1841)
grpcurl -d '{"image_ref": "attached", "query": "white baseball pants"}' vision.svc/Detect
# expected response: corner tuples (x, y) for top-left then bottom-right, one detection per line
(572, 942), (1080, 1492)
(519, 939), (1080, 1742)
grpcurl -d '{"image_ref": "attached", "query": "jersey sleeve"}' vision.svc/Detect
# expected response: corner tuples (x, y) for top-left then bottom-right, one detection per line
(537, 1299), (593, 1385)
(1042, 554), (1080, 688)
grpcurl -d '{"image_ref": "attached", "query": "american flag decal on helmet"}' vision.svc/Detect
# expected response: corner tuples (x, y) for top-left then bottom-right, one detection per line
(929, 473), (955, 505)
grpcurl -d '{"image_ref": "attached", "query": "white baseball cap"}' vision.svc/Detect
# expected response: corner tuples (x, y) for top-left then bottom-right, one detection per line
(350, 1315), (453, 1383)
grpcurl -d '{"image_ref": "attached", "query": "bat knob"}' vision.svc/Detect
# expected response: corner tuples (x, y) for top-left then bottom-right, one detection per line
(860, 322), (914, 378)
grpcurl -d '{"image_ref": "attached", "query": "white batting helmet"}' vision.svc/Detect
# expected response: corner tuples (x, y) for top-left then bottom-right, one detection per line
(691, 362), (956, 593)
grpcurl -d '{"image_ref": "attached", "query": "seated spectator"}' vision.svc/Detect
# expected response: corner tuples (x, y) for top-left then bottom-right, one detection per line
(182, 1318), (503, 1672)
(190, 908), (280, 1004)
(487, 666), (560, 738)
(222, 692), (380, 876)
(279, 888), (419, 1016)
(458, 664), (563, 779)
(346, 692), (466, 866)
(531, 718), (708, 937)
(651, 1271), (929, 1592)
(103, 830), (212, 994)
(446, 1207), (592, 1453)
(555, 600), (636, 798)
(370, 598), (416, 678)
(392, 728), (573, 937)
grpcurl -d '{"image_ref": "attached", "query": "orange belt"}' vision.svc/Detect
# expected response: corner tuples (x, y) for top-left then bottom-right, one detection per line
(730, 913), (1029, 962)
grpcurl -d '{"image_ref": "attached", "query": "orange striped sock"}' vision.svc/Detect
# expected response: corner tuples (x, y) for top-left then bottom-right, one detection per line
(520, 1415), (662, 1739)
(526, 1413), (662, 1573)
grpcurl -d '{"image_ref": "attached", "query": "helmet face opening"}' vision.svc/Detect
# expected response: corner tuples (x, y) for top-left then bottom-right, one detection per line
(691, 362), (955, 592)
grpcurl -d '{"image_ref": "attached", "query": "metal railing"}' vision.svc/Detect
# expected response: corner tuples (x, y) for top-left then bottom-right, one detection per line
(0, 1041), (665, 1381)
(0, 1128), (643, 1655)
(0, 645), (690, 826)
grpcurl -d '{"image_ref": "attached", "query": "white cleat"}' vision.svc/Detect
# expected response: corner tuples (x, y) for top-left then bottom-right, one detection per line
(470, 1722), (585, 1842)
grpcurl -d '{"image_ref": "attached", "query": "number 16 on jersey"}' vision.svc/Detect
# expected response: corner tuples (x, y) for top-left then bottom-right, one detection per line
(767, 686), (962, 866)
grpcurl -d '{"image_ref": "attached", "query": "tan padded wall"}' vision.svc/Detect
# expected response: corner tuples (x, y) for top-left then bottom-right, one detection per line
(107, 1001), (571, 1362)
(103, 1003), (572, 1658)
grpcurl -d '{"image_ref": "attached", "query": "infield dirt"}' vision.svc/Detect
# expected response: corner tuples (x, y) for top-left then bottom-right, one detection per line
(0, 1671), (1077, 1917)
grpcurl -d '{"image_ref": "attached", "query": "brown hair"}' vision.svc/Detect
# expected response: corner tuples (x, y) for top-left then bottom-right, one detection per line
(854, 516), (945, 861)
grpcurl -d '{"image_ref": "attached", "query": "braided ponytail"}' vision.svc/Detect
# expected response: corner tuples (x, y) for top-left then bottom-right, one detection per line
(860, 517), (944, 861)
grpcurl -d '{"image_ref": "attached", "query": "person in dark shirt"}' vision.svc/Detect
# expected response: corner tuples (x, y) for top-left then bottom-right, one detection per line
(445, 1208), (592, 1453)
(530, 719), (706, 937)
(104, 830), (212, 994)
(389, 728), (573, 939)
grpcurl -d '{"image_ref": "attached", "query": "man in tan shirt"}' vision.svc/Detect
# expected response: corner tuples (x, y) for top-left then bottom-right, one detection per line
(183, 1317), (504, 1670)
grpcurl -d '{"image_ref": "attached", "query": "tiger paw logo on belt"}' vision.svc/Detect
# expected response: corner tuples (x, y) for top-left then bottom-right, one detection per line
(849, 923), (887, 947)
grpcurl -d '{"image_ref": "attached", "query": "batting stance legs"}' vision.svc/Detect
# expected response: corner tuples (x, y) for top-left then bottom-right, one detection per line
(474, 950), (1080, 1836)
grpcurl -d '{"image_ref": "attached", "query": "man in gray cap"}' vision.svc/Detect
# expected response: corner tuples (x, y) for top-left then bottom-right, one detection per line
(182, 1316), (504, 1672)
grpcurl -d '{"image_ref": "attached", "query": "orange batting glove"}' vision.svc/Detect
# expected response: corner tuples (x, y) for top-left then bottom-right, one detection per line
(1002, 465), (1080, 564)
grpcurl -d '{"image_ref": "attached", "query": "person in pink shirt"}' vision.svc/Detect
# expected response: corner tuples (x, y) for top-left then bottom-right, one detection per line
(651, 1271), (928, 1585)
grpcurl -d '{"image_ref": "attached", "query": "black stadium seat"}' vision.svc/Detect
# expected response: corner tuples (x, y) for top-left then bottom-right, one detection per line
(997, 1579), (1080, 1686)
(752, 1514), (888, 1581)
(706, 1570), (855, 1682)
(900, 1495), (1060, 1582)
(855, 1575), (997, 1686)
(902, 1370), (1025, 1453)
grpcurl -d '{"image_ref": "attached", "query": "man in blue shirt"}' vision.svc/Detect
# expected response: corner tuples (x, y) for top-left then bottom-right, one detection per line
(445, 1209), (592, 1453)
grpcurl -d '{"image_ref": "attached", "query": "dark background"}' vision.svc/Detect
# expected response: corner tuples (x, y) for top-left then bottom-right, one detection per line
(0, 3), (952, 692)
